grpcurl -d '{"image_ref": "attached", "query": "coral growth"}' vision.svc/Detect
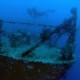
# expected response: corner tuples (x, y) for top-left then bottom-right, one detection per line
(8, 30), (31, 48)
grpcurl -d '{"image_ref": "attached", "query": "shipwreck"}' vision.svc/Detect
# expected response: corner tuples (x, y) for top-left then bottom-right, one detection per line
(0, 8), (77, 80)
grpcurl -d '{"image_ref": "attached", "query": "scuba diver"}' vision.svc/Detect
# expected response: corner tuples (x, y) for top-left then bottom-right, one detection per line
(27, 8), (55, 18)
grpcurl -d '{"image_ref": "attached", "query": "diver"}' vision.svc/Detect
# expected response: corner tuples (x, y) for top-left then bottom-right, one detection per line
(27, 8), (55, 18)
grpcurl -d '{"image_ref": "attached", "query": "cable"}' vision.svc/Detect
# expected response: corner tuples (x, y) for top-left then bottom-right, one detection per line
(3, 20), (55, 27)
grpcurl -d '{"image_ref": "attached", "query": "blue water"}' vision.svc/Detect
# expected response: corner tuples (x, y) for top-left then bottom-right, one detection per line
(0, 0), (80, 80)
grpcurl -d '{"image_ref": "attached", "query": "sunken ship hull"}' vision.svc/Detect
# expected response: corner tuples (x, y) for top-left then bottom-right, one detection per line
(0, 55), (74, 80)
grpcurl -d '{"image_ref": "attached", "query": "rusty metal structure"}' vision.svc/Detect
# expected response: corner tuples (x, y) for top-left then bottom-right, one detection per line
(0, 8), (77, 80)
